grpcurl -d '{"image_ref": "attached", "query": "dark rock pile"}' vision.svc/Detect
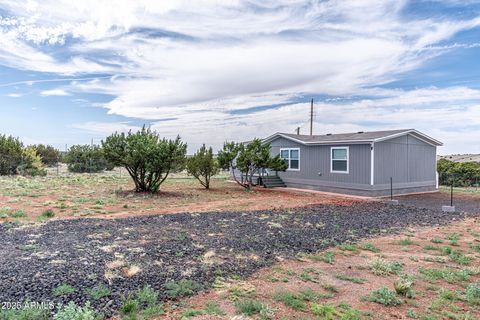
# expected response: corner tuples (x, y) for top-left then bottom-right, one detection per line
(0, 202), (475, 316)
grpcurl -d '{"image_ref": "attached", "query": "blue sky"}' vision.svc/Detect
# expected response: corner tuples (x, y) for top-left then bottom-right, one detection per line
(0, 0), (479, 154)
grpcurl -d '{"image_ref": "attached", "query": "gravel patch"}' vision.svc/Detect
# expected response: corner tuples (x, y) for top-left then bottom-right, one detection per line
(0, 202), (476, 317)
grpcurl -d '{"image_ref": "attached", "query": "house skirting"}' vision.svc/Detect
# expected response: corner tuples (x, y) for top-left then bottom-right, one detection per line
(281, 178), (437, 197)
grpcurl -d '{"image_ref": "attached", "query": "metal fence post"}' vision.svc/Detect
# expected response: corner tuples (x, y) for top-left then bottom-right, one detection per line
(390, 177), (393, 200)
(450, 174), (454, 207)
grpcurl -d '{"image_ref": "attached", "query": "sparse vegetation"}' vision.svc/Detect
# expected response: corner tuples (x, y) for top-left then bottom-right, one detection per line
(86, 283), (111, 300)
(366, 287), (402, 306)
(53, 301), (99, 320)
(368, 258), (403, 276)
(164, 279), (202, 299)
(52, 283), (75, 297)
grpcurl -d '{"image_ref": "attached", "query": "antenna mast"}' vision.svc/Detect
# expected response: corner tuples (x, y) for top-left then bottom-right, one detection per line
(310, 98), (313, 136)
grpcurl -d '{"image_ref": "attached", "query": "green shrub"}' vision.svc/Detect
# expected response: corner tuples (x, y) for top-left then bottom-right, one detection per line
(273, 290), (306, 311)
(121, 297), (138, 315)
(466, 283), (480, 305)
(103, 127), (187, 193)
(361, 243), (380, 253)
(11, 209), (26, 218)
(52, 283), (75, 297)
(311, 304), (337, 318)
(0, 306), (48, 320)
(368, 258), (403, 276)
(32, 144), (60, 167)
(85, 284), (110, 300)
(437, 158), (480, 187)
(40, 209), (55, 220)
(419, 267), (470, 283)
(235, 299), (271, 316)
(64, 145), (109, 173)
(366, 287), (402, 306)
(164, 279), (201, 299)
(53, 301), (100, 320)
(18, 146), (47, 177)
(0, 134), (23, 175)
(136, 285), (158, 307)
(186, 144), (219, 189)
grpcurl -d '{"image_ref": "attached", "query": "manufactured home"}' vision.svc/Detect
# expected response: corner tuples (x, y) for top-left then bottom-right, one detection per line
(260, 129), (443, 197)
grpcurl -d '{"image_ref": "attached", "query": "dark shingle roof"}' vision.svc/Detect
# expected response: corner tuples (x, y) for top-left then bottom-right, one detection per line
(264, 129), (442, 146)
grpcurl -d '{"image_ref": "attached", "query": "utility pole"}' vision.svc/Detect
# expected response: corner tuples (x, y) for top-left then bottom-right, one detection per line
(310, 98), (313, 136)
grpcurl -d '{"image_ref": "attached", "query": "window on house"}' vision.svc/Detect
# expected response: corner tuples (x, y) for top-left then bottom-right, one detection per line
(280, 148), (300, 170)
(331, 147), (349, 173)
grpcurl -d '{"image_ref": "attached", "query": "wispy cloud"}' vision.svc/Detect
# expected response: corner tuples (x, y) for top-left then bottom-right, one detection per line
(7, 93), (22, 98)
(0, 1), (479, 153)
(40, 88), (70, 96)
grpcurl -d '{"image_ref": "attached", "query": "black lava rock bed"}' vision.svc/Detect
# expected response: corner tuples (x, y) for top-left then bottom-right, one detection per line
(0, 202), (475, 316)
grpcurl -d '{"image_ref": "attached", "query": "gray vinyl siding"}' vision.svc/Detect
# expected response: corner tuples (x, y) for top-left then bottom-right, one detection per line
(374, 134), (436, 185)
(269, 137), (371, 189)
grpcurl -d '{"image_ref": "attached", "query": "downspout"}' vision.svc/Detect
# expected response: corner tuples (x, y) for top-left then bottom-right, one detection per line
(370, 142), (375, 186)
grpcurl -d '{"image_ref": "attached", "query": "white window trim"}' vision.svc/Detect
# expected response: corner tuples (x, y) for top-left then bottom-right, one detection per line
(280, 147), (300, 171)
(330, 146), (349, 174)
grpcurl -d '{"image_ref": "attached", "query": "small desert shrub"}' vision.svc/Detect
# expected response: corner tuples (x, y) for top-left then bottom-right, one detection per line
(235, 299), (271, 316)
(311, 304), (337, 318)
(0, 306), (48, 320)
(443, 247), (471, 265)
(53, 301), (99, 320)
(366, 287), (402, 306)
(335, 274), (366, 284)
(466, 283), (480, 305)
(339, 243), (358, 252)
(121, 297), (139, 315)
(361, 242), (380, 253)
(40, 209), (55, 219)
(10, 209), (26, 218)
(368, 258), (403, 276)
(164, 279), (201, 299)
(321, 251), (336, 264)
(52, 283), (75, 297)
(136, 285), (159, 306)
(418, 267), (470, 283)
(273, 291), (306, 311)
(86, 283), (110, 300)
(394, 275), (415, 297)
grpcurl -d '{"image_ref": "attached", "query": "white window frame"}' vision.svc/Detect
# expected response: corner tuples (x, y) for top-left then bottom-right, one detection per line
(280, 148), (300, 171)
(330, 146), (349, 174)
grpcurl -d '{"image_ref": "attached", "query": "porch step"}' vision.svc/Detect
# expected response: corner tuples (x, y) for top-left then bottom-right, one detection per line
(262, 176), (286, 188)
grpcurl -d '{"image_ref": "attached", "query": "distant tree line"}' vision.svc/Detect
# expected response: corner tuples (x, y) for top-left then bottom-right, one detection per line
(437, 158), (480, 187)
(0, 128), (287, 193)
(0, 135), (61, 176)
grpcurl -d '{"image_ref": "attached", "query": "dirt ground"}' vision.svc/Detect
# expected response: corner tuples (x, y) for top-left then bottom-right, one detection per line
(395, 187), (480, 213)
(162, 217), (480, 320)
(0, 173), (360, 222)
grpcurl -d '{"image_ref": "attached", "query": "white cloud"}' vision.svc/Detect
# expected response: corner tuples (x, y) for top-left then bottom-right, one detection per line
(0, 1), (479, 153)
(40, 88), (70, 96)
(7, 93), (22, 98)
